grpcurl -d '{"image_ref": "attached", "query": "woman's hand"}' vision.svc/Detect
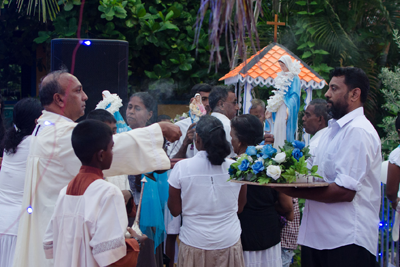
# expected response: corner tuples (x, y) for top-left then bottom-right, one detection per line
(158, 122), (182, 142)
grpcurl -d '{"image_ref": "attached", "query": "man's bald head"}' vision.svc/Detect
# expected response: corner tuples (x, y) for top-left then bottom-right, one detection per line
(39, 69), (69, 107)
(39, 69), (88, 121)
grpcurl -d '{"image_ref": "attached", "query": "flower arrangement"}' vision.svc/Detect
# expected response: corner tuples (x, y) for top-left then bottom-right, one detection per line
(228, 140), (322, 184)
(172, 112), (189, 123)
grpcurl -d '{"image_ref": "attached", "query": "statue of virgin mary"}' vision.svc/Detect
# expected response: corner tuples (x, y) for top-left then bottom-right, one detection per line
(266, 55), (301, 149)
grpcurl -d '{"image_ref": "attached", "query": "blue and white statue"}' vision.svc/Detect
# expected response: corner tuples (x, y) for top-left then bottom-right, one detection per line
(266, 55), (301, 149)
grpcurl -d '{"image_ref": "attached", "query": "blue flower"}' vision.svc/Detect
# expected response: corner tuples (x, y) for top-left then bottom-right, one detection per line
(238, 159), (250, 171)
(292, 140), (305, 150)
(261, 144), (277, 159)
(259, 141), (265, 145)
(246, 146), (257, 156)
(292, 148), (303, 161)
(252, 161), (264, 174)
(228, 166), (236, 175)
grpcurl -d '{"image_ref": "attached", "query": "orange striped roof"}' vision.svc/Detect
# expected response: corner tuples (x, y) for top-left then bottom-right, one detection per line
(220, 43), (326, 85)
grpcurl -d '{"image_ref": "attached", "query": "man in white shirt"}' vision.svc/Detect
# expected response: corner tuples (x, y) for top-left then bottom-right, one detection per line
(276, 67), (381, 267)
(13, 70), (181, 267)
(302, 98), (329, 156)
(209, 86), (239, 158)
(167, 83), (212, 159)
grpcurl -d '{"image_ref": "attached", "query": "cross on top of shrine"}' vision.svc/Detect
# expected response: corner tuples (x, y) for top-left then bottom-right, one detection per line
(267, 14), (286, 42)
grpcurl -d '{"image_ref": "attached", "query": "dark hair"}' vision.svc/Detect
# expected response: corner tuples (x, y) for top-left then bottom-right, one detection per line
(231, 114), (264, 146)
(87, 109), (117, 124)
(209, 86), (235, 111)
(2, 98), (43, 154)
(39, 68), (69, 106)
(196, 115), (230, 165)
(190, 83), (212, 96)
(157, 114), (171, 122)
(71, 120), (113, 165)
(130, 92), (155, 124)
(309, 99), (330, 125)
(330, 67), (369, 103)
(396, 114), (400, 131)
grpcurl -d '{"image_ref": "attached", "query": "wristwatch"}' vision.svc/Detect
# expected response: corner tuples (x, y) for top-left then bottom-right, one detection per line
(132, 236), (141, 249)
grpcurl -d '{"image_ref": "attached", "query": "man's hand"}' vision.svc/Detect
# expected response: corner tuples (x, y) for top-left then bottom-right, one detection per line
(183, 123), (196, 146)
(127, 227), (148, 244)
(264, 133), (274, 145)
(158, 122), (182, 142)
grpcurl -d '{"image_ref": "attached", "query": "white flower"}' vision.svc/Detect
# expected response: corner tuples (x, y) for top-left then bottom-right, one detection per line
(272, 152), (286, 164)
(266, 165), (281, 180)
(247, 156), (254, 163)
(255, 145), (264, 150)
(266, 91), (285, 112)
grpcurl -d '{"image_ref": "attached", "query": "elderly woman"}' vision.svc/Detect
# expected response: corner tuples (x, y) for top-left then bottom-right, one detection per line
(231, 114), (293, 267)
(168, 115), (247, 267)
(0, 98), (43, 267)
(266, 55), (301, 148)
(126, 92), (166, 267)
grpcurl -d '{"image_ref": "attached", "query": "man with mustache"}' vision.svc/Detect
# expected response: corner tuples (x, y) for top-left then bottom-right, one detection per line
(302, 98), (329, 157)
(276, 67), (381, 267)
(12, 69), (181, 267)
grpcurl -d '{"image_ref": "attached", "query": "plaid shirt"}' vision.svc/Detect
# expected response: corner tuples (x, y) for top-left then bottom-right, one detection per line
(281, 198), (300, 250)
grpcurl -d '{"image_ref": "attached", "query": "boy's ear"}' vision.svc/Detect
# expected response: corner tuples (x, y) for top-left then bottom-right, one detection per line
(97, 150), (104, 162)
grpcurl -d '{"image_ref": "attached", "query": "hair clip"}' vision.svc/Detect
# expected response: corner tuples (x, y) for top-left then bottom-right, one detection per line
(209, 125), (222, 133)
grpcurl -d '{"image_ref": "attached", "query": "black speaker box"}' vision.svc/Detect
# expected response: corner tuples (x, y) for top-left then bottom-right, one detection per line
(51, 38), (129, 120)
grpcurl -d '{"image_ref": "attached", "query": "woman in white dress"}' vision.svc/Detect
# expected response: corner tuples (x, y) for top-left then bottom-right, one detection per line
(0, 98), (43, 267)
(168, 115), (247, 267)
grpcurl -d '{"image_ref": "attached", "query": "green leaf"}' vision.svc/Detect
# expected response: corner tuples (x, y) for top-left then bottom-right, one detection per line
(297, 43), (308, 50)
(301, 51), (312, 58)
(165, 10), (174, 21)
(64, 2), (73, 11)
(307, 41), (315, 48)
(72, 0), (81, 5)
(144, 70), (159, 79)
(158, 21), (179, 32)
(310, 1), (317, 4)
(179, 63), (192, 71)
(311, 165), (318, 173)
(34, 32), (50, 44)
(121, 1), (127, 7)
(169, 59), (179, 64)
(296, 1), (307, 6)
(313, 49), (329, 55)
(137, 7), (146, 18)
(297, 11), (308, 15)
(149, 6), (157, 14)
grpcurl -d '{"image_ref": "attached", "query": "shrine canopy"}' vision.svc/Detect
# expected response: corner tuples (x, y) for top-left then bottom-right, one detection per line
(219, 42), (326, 89)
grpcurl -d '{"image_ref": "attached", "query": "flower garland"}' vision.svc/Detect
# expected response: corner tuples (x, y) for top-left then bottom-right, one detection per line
(96, 91), (123, 115)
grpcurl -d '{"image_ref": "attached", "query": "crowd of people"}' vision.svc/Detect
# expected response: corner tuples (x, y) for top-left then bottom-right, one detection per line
(0, 65), (392, 267)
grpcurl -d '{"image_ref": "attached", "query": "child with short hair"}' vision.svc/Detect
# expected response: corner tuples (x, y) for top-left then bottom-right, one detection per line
(43, 119), (145, 267)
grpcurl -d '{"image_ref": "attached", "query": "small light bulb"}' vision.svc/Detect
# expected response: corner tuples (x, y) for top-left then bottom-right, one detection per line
(83, 40), (91, 46)
(44, 120), (54, 126)
(27, 206), (33, 214)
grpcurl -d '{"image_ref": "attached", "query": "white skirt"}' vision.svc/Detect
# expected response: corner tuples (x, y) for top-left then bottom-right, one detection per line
(0, 234), (17, 267)
(243, 242), (282, 267)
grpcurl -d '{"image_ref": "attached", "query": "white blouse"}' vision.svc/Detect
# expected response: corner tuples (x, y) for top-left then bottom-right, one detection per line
(168, 151), (242, 250)
(0, 136), (32, 236)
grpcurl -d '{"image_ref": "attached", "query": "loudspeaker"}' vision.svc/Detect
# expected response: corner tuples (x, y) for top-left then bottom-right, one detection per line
(51, 38), (129, 120)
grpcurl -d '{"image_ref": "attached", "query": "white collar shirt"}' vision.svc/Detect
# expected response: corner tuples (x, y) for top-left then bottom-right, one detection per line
(211, 112), (236, 158)
(298, 107), (381, 255)
(167, 117), (197, 158)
